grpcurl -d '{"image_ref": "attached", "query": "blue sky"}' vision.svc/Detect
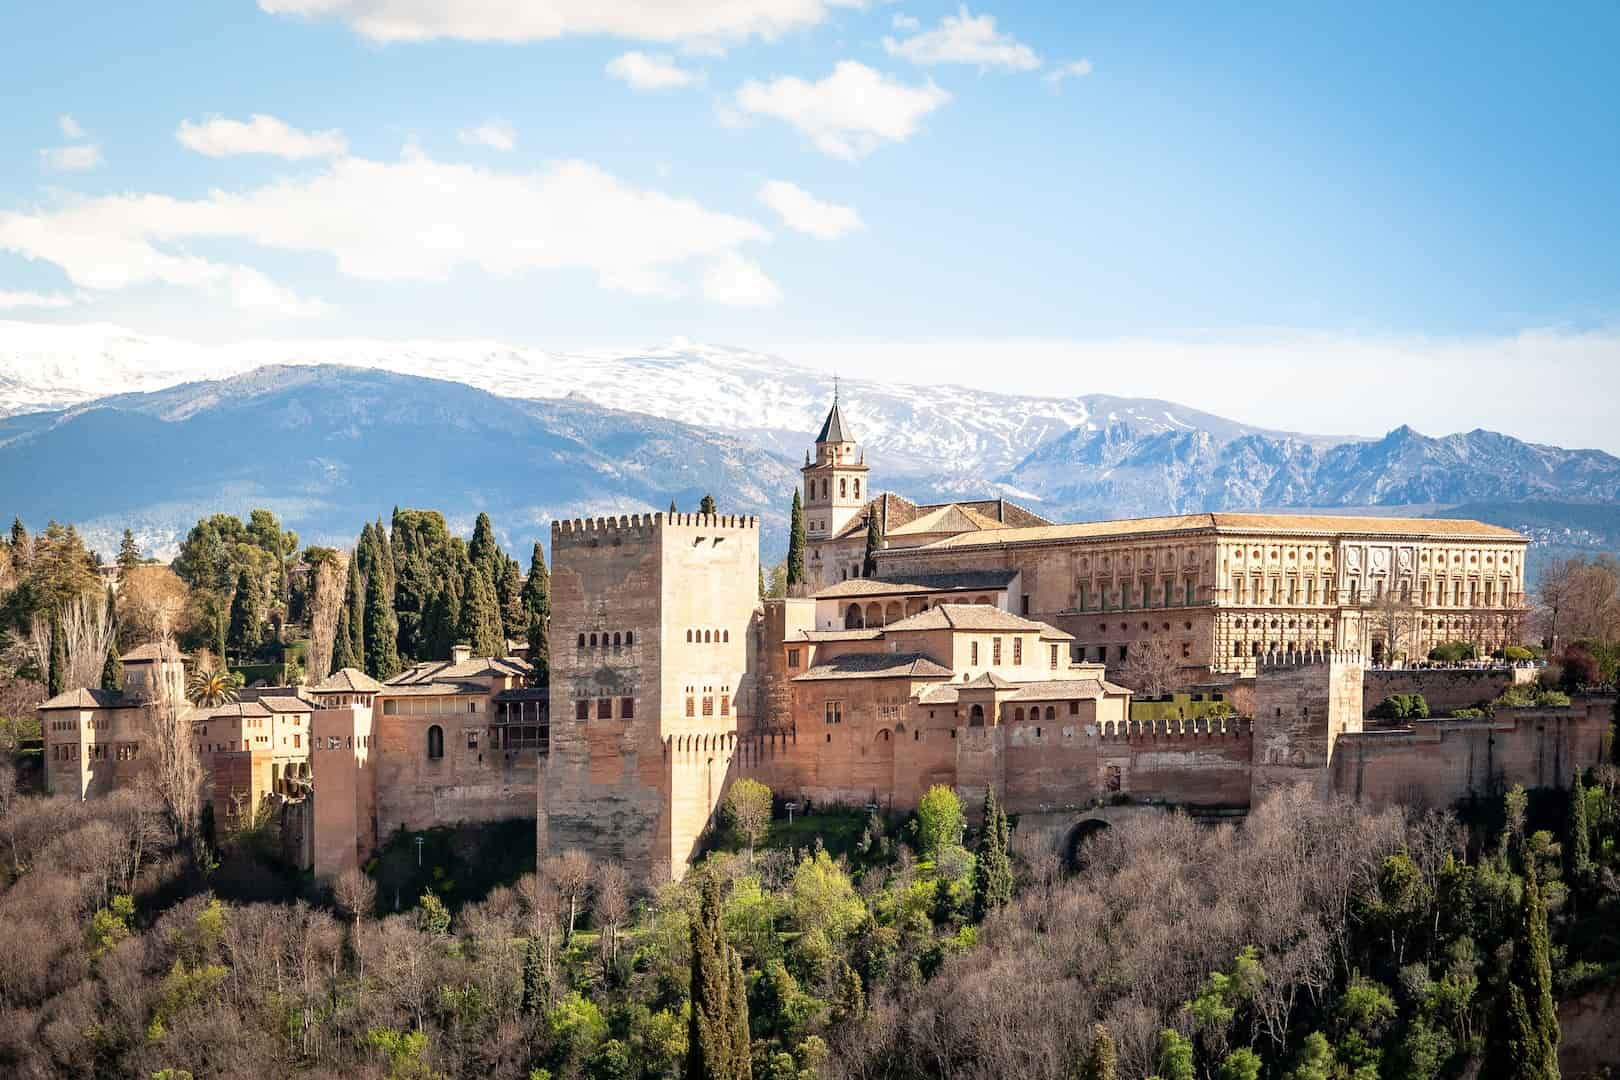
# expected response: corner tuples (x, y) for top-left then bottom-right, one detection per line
(2, 2), (1619, 446)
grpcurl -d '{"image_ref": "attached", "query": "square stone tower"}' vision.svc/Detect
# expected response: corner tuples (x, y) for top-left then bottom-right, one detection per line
(802, 393), (869, 541)
(541, 511), (760, 880)
(1249, 649), (1364, 799)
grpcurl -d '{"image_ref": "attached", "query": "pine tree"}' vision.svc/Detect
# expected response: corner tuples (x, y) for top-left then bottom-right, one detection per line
(333, 555), (362, 672)
(686, 873), (751, 1080)
(862, 510), (882, 577)
(47, 609), (65, 697)
(9, 517), (29, 566)
(1080, 1023), (1118, 1080)
(364, 562), (401, 680)
(1569, 771), (1592, 881)
(786, 490), (806, 592)
(100, 586), (121, 692)
(227, 568), (261, 658)
(457, 565), (503, 658)
(700, 494), (717, 516)
(116, 528), (141, 570)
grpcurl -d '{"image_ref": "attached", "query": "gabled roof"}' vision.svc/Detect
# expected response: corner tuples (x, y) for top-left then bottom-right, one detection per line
(810, 568), (1019, 600)
(207, 701), (272, 719)
(1007, 678), (1130, 701)
(786, 628), (887, 642)
(880, 603), (1075, 639)
(120, 643), (183, 662)
(258, 695), (316, 713)
(311, 667), (385, 693)
(39, 687), (129, 710)
(816, 399), (853, 444)
(961, 671), (1017, 690)
(828, 493), (1052, 541)
(387, 655), (530, 687)
(793, 652), (953, 681)
(886, 503), (1008, 537)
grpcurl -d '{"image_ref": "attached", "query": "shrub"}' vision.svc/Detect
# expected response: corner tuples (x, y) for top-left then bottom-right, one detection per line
(1562, 643), (1601, 690)
(1451, 707), (1488, 719)
(914, 785), (964, 857)
(1503, 645), (1535, 663)
(1371, 694), (1428, 720)
(1428, 642), (1477, 663)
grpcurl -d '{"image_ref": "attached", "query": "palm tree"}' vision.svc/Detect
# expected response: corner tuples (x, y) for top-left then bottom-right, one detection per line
(187, 666), (242, 708)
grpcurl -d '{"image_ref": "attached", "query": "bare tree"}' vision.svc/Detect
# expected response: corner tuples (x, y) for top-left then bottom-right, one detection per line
(144, 649), (205, 868)
(306, 553), (345, 684)
(543, 848), (594, 944)
(25, 593), (115, 693)
(334, 866), (377, 932)
(1116, 635), (1182, 698)
(1535, 557), (1578, 653)
(1359, 582), (1420, 663)
(118, 565), (191, 646)
(595, 860), (630, 975)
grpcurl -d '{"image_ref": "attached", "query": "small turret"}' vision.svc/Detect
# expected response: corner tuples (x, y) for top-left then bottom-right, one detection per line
(802, 382), (869, 540)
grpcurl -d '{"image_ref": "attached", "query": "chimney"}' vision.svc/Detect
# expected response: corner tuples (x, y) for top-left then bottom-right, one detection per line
(451, 643), (472, 665)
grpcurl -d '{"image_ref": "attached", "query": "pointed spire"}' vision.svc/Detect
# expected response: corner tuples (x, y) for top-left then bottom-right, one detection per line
(816, 385), (853, 444)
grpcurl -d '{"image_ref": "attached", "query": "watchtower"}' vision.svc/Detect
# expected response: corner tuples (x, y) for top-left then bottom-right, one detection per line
(802, 386), (869, 541)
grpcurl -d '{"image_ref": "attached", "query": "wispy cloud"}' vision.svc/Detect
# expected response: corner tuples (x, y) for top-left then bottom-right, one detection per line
(59, 115), (85, 139)
(458, 119), (517, 151)
(758, 180), (863, 239)
(606, 51), (699, 91)
(702, 252), (782, 307)
(734, 61), (950, 160)
(883, 6), (1040, 72)
(176, 114), (347, 159)
(0, 290), (74, 310)
(1044, 59), (1094, 86)
(40, 144), (102, 172)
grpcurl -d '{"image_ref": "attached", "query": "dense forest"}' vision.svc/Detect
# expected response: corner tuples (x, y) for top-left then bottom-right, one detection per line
(1, 757), (1617, 1079)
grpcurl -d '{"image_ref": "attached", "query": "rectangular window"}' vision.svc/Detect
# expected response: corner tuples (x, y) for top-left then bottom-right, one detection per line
(787, 647), (801, 668)
(1050, 644), (1059, 670)
(620, 697), (635, 719)
(702, 696), (714, 717)
(1013, 638), (1023, 665)
(383, 699), (398, 715)
(1117, 644), (1128, 661)
(720, 695), (730, 717)
(466, 730), (479, 750)
(576, 700), (589, 721)
(1021, 595), (1030, 616)
(1069, 700), (1079, 715)
(597, 698), (612, 720)
(292, 734), (300, 748)
(971, 641), (979, 665)
(992, 637), (1003, 665)
(685, 696), (695, 718)
(824, 700), (843, 724)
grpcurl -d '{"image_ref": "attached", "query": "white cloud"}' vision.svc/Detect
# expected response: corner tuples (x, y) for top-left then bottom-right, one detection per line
(59, 115), (85, 139)
(758, 180), (863, 239)
(176, 114), (347, 160)
(40, 144), (103, 172)
(734, 61), (950, 160)
(883, 6), (1039, 71)
(0, 150), (775, 315)
(0, 290), (74, 310)
(458, 119), (517, 151)
(1044, 58), (1094, 86)
(606, 51), (699, 91)
(891, 13), (919, 31)
(701, 252), (782, 307)
(259, 0), (861, 45)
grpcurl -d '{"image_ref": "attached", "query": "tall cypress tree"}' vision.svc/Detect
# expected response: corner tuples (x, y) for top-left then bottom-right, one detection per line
(100, 586), (122, 692)
(786, 490), (806, 592)
(1482, 871), (1560, 1080)
(497, 556), (525, 639)
(1080, 1024), (1118, 1080)
(424, 584), (460, 662)
(1569, 771), (1592, 881)
(862, 510), (883, 577)
(521, 542), (550, 623)
(686, 873), (751, 1080)
(333, 553), (363, 672)
(468, 512), (500, 585)
(364, 562), (401, 680)
(227, 568), (262, 658)
(457, 565), (503, 658)
(973, 787), (1013, 920)
(47, 609), (66, 697)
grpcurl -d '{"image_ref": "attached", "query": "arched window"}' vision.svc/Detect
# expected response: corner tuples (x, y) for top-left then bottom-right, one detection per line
(1013, 707), (1025, 722)
(427, 725), (444, 760)
(625, 631), (633, 646)
(613, 632), (622, 648)
(845, 604), (864, 629)
(969, 704), (985, 727)
(577, 634), (586, 649)
(686, 629), (693, 642)
(703, 630), (711, 643)
(722, 629), (729, 642)
(589, 632), (597, 647)
(1045, 706), (1056, 721)
(854, 479), (861, 499)
(840, 478), (847, 498)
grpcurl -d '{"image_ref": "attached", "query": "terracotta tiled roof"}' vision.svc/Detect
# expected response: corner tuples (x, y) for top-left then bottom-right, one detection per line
(961, 671), (1017, 690)
(793, 652), (953, 681)
(207, 701), (272, 719)
(491, 688), (550, 703)
(810, 568), (1019, 600)
(881, 603), (1075, 639)
(786, 628), (887, 642)
(1007, 678), (1129, 701)
(381, 681), (491, 697)
(39, 687), (129, 710)
(829, 493), (1052, 541)
(311, 667), (385, 693)
(387, 656), (530, 686)
(886, 503), (1008, 537)
(906, 512), (1525, 551)
(258, 695), (316, 713)
(120, 643), (184, 662)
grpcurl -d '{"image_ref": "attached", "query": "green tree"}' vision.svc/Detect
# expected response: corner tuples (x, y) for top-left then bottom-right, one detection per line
(1481, 870), (1559, 1080)
(521, 936), (547, 1015)
(365, 562), (402, 680)
(724, 778), (772, 862)
(1569, 771), (1592, 881)
(522, 542), (551, 623)
(973, 787), (1013, 920)
(700, 494), (717, 516)
(497, 556), (525, 639)
(686, 873), (751, 1080)
(1079, 1023), (1117, 1080)
(786, 490), (806, 592)
(468, 512), (501, 585)
(226, 569), (262, 658)
(1155, 1029), (1195, 1080)
(457, 565), (504, 659)
(1284, 1032), (1333, 1080)
(416, 890), (451, 936)
(915, 784), (964, 857)
(669, 498), (679, 515)
(861, 511), (882, 577)
(1216, 1048), (1262, 1080)
(29, 520), (99, 611)
(117, 528), (142, 569)
(47, 608), (66, 697)
(100, 585), (122, 692)
(334, 548), (364, 672)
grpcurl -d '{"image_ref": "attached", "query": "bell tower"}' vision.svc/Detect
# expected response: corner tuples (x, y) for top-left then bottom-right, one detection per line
(802, 381), (869, 540)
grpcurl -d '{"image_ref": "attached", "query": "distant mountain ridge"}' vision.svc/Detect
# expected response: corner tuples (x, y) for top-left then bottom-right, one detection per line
(2, 323), (1618, 575)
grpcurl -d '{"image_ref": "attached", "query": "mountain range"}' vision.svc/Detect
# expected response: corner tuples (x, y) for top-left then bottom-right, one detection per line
(2, 321), (1618, 576)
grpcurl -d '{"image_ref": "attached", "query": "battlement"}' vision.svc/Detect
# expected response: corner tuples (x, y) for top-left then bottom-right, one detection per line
(1096, 716), (1252, 740)
(551, 512), (759, 546)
